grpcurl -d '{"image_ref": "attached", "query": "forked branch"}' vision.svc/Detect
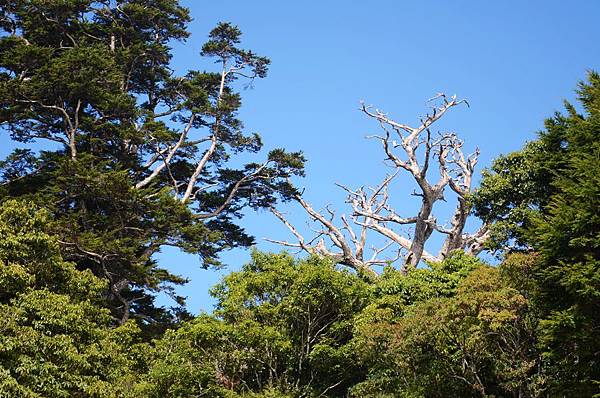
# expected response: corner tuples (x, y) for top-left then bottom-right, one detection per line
(269, 93), (489, 275)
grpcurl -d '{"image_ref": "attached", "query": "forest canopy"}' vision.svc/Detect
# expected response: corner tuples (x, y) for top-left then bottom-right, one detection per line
(0, 1), (598, 397)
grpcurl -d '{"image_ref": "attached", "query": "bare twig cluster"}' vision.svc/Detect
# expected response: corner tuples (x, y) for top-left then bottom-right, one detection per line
(268, 94), (490, 275)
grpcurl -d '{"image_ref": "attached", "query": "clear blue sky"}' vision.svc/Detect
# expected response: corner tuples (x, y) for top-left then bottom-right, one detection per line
(2, 1), (600, 313)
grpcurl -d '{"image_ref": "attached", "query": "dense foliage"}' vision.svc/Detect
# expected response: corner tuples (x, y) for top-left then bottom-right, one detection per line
(0, 0), (304, 330)
(138, 253), (370, 397)
(0, 1), (598, 397)
(472, 72), (600, 396)
(0, 200), (140, 397)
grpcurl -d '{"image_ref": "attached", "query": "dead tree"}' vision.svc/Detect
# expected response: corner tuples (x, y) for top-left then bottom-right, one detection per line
(268, 94), (490, 275)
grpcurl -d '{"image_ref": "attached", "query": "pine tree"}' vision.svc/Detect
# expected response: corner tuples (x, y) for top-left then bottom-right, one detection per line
(0, 1), (304, 330)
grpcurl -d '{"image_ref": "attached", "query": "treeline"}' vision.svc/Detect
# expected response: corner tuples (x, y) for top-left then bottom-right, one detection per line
(0, 1), (598, 397)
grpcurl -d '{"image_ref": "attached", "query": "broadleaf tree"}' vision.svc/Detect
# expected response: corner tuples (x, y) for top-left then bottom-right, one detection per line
(138, 252), (371, 397)
(0, 199), (142, 398)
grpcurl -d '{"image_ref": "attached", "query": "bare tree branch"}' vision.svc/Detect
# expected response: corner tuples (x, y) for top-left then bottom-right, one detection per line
(135, 114), (196, 189)
(269, 93), (490, 276)
(196, 161), (271, 219)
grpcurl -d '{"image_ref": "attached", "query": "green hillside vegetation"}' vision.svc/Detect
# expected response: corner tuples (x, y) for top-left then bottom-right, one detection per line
(0, 1), (598, 397)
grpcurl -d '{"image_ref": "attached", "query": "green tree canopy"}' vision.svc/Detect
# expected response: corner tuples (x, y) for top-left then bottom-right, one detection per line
(0, 199), (142, 398)
(0, 1), (304, 329)
(139, 252), (371, 397)
(473, 72), (600, 396)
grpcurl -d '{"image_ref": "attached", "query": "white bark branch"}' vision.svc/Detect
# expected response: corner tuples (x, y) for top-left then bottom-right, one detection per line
(269, 93), (490, 275)
(136, 114), (197, 189)
(196, 161), (270, 219)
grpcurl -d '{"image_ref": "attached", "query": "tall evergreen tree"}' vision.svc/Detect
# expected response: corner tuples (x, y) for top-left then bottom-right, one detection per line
(473, 72), (600, 395)
(0, 1), (304, 329)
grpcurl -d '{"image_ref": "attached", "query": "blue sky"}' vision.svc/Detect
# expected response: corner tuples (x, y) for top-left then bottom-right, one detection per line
(2, 1), (600, 313)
